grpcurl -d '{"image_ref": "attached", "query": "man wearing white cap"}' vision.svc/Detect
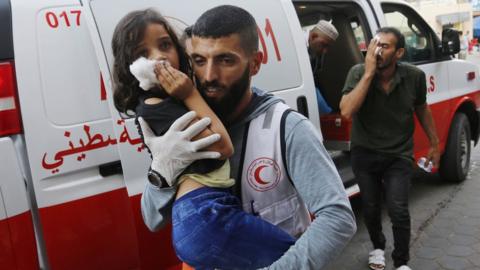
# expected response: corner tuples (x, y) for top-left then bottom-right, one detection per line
(307, 20), (339, 114)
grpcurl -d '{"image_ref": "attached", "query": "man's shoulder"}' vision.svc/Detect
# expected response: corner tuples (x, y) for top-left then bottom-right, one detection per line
(285, 109), (308, 123)
(398, 62), (425, 77)
(264, 103), (307, 129)
(282, 110), (324, 150)
(283, 111), (313, 135)
(349, 63), (365, 74)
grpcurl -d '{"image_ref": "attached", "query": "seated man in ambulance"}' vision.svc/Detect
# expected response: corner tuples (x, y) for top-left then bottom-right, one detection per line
(307, 20), (338, 114)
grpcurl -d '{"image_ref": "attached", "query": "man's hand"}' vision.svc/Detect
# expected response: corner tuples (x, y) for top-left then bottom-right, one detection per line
(415, 104), (441, 168)
(364, 38), (379, 77)
(426, 145), (441, 168)
(339, 39), (377, 119)
(138, 111), (221, 186)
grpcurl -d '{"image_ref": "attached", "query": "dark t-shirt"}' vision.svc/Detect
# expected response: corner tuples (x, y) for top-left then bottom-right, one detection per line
(135, 93), (224, 175)
(342, 62), (427, 159)
(309, 48), (323, 89)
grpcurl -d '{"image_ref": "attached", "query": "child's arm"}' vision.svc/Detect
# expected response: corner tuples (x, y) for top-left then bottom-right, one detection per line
(155, 63), (233, 159)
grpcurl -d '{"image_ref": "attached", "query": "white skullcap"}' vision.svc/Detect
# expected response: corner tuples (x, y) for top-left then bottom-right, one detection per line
(312, 20), (338, 41)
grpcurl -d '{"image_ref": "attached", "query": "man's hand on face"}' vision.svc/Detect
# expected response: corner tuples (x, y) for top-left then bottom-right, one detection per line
(364, 37), (379, 77)
(138, 111), (221, 186)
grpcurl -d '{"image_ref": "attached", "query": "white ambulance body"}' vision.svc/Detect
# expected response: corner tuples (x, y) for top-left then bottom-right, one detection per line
(0, 0), (478, 269)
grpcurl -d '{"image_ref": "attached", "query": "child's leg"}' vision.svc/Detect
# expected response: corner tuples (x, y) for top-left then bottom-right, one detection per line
(172, 187), (295, 270)
(216, 206), (296, 268)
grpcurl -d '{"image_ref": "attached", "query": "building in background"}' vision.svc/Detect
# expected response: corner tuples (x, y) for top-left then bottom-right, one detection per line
(472, 0), (480, 38)
(406, 0), (473, 38)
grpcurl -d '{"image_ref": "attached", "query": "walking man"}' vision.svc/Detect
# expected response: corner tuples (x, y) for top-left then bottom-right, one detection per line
(340, 27), (440, 270)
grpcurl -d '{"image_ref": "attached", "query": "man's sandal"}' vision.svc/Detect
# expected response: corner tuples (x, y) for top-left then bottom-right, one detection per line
(368, 249), (385, 270)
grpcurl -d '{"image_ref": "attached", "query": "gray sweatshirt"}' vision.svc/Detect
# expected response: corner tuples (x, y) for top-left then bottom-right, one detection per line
(141, 88), (356, 269)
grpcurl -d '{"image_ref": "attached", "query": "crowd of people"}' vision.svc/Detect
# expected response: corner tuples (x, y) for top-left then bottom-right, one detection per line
(111, 5), (440, 270)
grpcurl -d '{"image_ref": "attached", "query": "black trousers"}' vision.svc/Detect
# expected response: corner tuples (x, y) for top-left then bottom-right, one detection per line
(351, 147), (412, 267)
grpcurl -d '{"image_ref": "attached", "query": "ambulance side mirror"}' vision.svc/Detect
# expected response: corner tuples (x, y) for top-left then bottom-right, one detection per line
(441, 28), (460, 55)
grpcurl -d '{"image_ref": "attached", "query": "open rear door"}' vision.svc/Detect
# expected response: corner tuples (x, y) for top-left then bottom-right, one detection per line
(0, 138), (38, 270)
(12, 0), (140, 269)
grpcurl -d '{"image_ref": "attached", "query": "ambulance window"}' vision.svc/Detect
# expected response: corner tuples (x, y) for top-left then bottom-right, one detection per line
(350, 19), (367, 54)
(382, 4), (438, 63)
(37, 8), (110, 125)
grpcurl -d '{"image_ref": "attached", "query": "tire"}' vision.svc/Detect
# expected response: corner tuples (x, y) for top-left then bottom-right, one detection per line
(440, 113), (471, 182)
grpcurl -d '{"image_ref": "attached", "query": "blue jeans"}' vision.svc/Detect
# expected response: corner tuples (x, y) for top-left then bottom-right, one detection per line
(172, 187), (295, 270)
(351, 147), (412, 267)
(315, 87), (332, 114)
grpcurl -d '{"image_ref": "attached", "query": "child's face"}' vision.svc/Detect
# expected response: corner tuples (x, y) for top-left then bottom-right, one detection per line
(135, 23), (180, 69)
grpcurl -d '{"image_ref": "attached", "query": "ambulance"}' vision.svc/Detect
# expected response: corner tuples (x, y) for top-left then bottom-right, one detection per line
(1, 0), (478, 269)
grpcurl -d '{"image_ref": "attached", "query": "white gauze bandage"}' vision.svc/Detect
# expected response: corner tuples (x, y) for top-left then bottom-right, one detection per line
(374, 35), (382, 56)
(129, 57), (160, 91)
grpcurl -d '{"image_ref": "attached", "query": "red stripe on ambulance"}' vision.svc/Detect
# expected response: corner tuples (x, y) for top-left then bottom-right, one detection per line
(39, 188), (139, 270)
(0, 212), (38, 270)
(37, 189), (182, 270)
(413, 90), (480, 159)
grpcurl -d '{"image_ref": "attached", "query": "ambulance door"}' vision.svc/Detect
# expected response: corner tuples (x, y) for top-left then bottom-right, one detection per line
(0, 138), (38, 270)
(11, 0), (140, 269)
(380, 2), (451, 158)
(0, 186), (16, 270)
(83, 0), (308, 268)
(292, 0), (377, 150)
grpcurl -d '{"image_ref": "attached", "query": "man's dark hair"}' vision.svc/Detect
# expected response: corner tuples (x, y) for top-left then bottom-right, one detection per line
(376, 27), (405, 50)
(184, 25), (193, 38)
(192, 5), (258, 54)
(180, 25), (193, 48)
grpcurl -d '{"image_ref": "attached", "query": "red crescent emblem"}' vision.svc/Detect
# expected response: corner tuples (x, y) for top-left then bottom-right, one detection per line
(247, 158), (281, 192)
(254, 165), (269, 185)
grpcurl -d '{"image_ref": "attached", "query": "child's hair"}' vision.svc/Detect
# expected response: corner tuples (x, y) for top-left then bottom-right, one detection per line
(112, 8), (191, 115)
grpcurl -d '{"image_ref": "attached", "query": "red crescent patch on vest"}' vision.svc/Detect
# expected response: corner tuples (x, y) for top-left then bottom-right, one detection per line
(247, 157), (281, 192)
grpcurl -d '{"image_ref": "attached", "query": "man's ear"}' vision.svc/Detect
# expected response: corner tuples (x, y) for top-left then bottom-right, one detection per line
(250, 51), (263, 76)
(396, 48), (405, 60)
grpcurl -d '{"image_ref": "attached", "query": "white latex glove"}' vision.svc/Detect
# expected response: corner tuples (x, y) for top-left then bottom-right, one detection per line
(138, 111), (221, 186)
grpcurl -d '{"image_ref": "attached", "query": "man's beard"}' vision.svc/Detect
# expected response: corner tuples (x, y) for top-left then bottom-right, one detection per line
(377, 54), (395, 70)
(196, 65), (251, 121)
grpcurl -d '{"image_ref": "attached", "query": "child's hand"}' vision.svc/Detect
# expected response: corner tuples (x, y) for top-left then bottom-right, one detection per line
(155, 61), (194, 100)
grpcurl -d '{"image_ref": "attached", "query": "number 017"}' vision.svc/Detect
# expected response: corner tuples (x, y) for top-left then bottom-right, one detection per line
(45, 10), (81, 28)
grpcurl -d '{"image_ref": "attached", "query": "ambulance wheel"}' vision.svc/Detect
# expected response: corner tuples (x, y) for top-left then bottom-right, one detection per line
(440, 113), (471, 182)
